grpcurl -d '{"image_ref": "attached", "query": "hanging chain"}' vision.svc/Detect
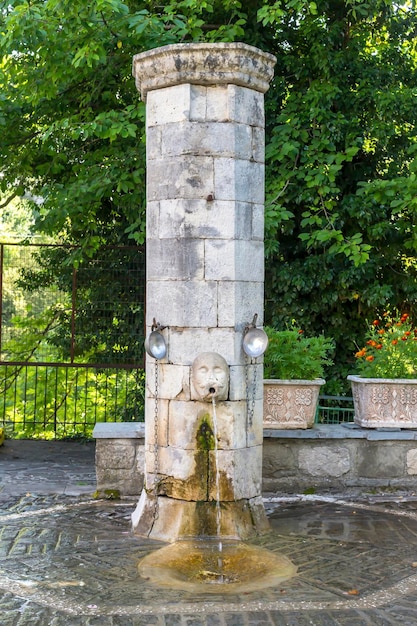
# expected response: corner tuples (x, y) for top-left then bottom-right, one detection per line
(246, 356), (257, 427)
(153, 359), (160, 521)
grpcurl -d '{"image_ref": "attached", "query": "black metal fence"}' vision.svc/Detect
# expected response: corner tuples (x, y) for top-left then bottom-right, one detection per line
(0, 243), (145, 438)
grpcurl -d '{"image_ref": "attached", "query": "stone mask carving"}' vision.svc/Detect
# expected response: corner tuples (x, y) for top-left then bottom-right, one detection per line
(191, 352), (229, 402)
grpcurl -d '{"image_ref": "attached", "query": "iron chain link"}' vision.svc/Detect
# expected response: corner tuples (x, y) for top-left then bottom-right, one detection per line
(153, 360), (160, 521)
(245, 356), (257, 427)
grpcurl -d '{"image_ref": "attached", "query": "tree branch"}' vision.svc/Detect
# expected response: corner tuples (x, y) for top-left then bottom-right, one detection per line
(0, 191), (19, 209)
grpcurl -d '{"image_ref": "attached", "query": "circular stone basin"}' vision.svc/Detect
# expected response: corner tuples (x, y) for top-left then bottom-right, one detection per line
(138, 539), (297, 594)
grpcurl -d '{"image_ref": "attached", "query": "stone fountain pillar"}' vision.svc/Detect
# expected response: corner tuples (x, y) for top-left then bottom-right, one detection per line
(131, 43), (276, 542)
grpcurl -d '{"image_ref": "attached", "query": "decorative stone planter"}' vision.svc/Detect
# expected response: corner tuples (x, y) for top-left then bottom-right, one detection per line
(348, 375), (417, 429)
(263, 379), (325, 429)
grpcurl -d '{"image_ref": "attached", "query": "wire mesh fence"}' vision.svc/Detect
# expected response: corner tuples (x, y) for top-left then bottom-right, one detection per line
(0, 243), (146, 438)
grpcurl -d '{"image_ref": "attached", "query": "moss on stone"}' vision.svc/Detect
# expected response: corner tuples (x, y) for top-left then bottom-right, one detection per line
(196, 415), (215, 451)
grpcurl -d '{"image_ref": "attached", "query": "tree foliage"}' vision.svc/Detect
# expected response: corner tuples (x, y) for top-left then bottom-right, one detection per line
(1, 1), (417, 391)
(261, 1), (417, 391)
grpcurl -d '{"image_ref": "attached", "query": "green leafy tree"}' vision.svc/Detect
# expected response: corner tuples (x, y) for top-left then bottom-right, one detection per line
(261, 1), (417, 391)
(1, 1), (417, 393)
(0, 1), (247, 253)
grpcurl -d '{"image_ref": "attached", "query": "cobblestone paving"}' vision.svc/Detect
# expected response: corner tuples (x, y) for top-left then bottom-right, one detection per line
(3, 496), (417, 624)
(3, 441), (417, 624)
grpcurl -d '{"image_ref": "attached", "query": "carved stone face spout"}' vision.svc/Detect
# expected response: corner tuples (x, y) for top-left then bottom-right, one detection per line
(191, 352), (229, 402)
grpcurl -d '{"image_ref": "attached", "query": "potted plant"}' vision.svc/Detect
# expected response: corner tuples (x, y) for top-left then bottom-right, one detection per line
(348, 311), (417, 428)
(263, 325), (334, 429)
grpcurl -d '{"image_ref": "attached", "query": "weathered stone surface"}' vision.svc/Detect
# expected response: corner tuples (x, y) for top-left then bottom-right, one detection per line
(146, 361), (190, 400)
(263, 440), (297, 474)
(227, 84), (266, 127)
(214, 158), (264, 203)
(166, 328), (217, 364)
(155, 199), (255, 241)
(263, 380), (324, 429)
(246, 399), (265, 447)
(298, 445), (351, 478)
(157, 445), (200, 482)
(144, 397), (169, 447)
(146, 83), (193, 125)
(349, 375), (417, 428)
(145, 200), (159, 238)
(146, 238), (204, 280)
(132, 492), (269, 541)
(251, 202), (265, 240)
(251, 126), (266, 164)
(133, 42), (277, 100)
(167, 327), (242, 365)
(205, 239), (264, 282)
(147, 155), (214, 201)
(217, 279), (264, 327)
(96, 441), (136, 469)
(229, 363), (264, 401)
(95, 439), (145, 496)
(356, 442), (405, 478)
(93, 422), (144, 438)
(407, 448), (417, 475)
(160, 121), (253, 159)
(156, 449), (209, 501)
(133, 42), (275, 541)
(145, 124), (162, 159)
(146, 280), (218, 328)
(95, 466), (143, 496)
(213, 446), (263, 500)
(168, 400), (248, 450)
(94, 427), (417, 497)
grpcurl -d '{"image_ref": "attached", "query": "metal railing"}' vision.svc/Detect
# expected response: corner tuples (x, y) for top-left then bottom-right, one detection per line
(0, 363), (145, 439)
(0, 243), (145, 438)
(315, 395), (355, 424)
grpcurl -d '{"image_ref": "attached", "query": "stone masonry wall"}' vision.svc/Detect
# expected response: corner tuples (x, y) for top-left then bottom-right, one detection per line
(94, 423), (417, 495)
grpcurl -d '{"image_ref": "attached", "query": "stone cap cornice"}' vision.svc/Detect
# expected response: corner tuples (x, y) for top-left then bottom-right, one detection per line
(132, 42), (276, 101)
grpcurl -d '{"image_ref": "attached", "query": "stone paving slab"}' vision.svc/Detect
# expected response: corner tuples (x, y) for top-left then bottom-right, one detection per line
(2, 495), (417, 624)
(0, 440), (96, 498)
(3, 440), (417, 624)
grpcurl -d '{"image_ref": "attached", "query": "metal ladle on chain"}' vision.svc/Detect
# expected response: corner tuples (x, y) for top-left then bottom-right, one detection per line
(145, 319), (167, 360)
(242, 314), (268, 358)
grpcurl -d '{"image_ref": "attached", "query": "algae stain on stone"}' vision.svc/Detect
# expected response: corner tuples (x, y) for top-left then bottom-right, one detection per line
(196, 414), (215, 451)
(195, 413), (214, 501)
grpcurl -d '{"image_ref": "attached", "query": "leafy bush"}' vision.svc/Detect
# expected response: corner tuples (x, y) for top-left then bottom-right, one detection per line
(263, 325), (334, 380)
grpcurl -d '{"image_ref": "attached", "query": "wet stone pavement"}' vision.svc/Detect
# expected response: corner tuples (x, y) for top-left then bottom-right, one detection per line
(2, 442), (417, 624)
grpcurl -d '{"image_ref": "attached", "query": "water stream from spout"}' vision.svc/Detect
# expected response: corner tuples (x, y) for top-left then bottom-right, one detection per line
(211, 396), (224, 582)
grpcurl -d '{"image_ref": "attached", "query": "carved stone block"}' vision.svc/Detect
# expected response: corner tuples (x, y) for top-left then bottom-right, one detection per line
(263, 379), (325, 429)
(348, 375), (417, 428)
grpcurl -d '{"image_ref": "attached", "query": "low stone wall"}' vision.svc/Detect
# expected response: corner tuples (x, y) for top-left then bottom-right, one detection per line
(94, 423), (145, 496)
(93, 423), (417, 496)
(263, 424), (417, 493)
